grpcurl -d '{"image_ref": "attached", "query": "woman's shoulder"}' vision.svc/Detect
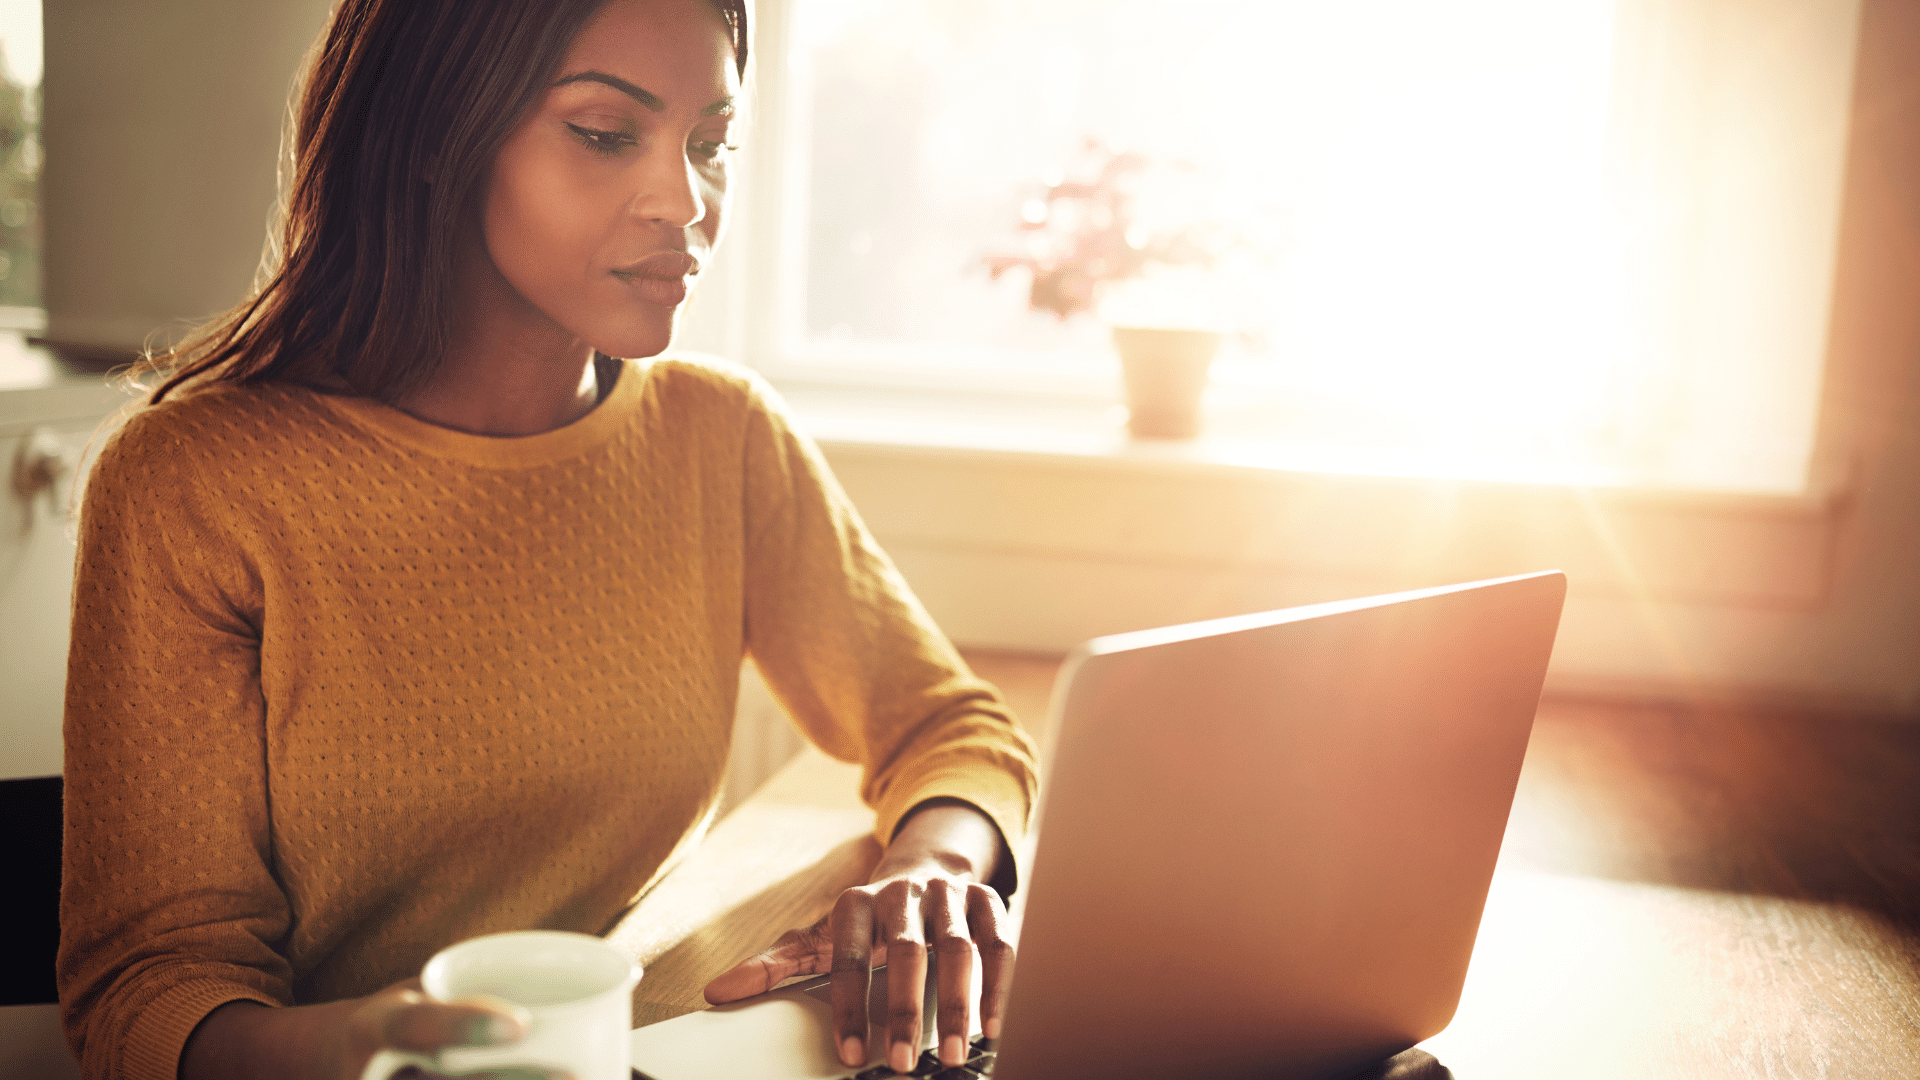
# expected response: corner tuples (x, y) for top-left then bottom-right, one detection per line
(91, 380), (333, 484)
(113, 379), (324, 441)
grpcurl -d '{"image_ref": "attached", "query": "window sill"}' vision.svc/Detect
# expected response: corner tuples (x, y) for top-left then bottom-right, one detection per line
(776, 381), (1843, 520)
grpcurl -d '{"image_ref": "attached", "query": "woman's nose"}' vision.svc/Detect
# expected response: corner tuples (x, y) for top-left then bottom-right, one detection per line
(632, 150), (705, 229)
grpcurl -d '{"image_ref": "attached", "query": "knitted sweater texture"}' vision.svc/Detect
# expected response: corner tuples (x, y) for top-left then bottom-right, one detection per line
(57, 356), (1039, 1080)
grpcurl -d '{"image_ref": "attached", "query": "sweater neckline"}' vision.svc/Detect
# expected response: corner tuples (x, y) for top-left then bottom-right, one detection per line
(311, 358), (652, 468)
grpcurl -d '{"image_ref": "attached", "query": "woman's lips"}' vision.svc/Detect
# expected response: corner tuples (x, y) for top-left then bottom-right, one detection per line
(612, 251), (699, 307)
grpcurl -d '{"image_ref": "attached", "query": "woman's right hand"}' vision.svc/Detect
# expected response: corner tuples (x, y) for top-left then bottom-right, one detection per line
(342, 979), (561, 1080)
(181, 979), (559, 1080)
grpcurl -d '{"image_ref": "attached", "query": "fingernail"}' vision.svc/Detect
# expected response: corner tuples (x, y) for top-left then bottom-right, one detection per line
(983, 1017), (1002, 1039)
(461, 1013), (523, 1046)
(942, 1034), (965, 1064)
(890, 1041), (914, 1073)
(840, 1036), (864, 1067)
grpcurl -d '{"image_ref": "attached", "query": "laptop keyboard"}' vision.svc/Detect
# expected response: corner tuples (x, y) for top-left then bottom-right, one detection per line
(848, 1036), (999, 1079)
(632, 1036), (999, 1080)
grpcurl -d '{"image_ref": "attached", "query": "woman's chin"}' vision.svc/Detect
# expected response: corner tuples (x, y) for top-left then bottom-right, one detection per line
(590, 320), (677, 361)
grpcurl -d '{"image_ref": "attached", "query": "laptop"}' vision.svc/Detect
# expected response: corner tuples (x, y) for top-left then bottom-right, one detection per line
(631, 571), (1566, 1080)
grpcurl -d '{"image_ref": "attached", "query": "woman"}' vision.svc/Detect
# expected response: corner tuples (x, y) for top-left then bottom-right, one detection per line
(55, 1), (1038, 1078)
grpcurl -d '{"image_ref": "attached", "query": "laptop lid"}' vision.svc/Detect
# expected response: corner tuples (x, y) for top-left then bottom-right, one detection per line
(992, 570), (1565, 1080)
(629, 571), (1565, 1080)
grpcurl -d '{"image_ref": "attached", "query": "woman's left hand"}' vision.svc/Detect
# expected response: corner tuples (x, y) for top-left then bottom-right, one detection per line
(702, 801), (1015, 1073)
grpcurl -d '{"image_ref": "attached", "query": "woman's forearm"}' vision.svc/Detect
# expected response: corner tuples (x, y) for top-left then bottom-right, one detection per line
(180, 986), (525, 1080)
(180, 999), (355, 1080)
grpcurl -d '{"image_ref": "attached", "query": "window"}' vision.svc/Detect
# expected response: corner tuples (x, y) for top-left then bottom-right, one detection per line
(0, 0), (42, 387)
(714, 0), (1860, 494)
(0, 0), (35, 311)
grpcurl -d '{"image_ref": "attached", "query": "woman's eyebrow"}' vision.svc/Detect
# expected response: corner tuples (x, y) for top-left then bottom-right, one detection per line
(554, 71), (664, 110)
(552, 71), (735, 117)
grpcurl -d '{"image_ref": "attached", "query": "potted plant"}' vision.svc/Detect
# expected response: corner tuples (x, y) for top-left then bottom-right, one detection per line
(983, 141), (1248, 439)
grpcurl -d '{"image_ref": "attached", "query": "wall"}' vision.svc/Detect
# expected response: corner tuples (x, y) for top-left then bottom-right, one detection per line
(40, 0), (332, 353)
(811, 442), (1864, 704)
(1801, 0), (1920, 714)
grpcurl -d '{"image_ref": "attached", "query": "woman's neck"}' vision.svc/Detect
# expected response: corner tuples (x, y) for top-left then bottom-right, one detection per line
(396, 233), (614, 437)
(395, 339), (607, 437)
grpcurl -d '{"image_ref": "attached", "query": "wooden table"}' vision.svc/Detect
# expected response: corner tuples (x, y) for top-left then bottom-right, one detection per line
(609, 750), (882, 1029)
(1423, 871), (1920, 1077)
(610, 653), (1920, 1078)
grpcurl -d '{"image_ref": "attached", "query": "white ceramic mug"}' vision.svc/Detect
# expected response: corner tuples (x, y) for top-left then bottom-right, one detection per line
(360, 930), (641, 1080)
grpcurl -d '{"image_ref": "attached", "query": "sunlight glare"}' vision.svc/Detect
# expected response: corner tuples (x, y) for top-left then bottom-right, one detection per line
(1216, 0), (1622, 440)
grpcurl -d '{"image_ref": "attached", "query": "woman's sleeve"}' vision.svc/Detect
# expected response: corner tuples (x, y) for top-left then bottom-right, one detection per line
(737, 377), (1041, 893)
(58, 414), (291, 1080)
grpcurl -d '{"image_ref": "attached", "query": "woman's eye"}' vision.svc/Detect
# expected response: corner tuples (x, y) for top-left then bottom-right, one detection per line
(565, 122), (635, 157)
(690, 140), (740, 165)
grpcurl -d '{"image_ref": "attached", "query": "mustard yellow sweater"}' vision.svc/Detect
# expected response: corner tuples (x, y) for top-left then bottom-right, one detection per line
(57, 356), (1039, 1080)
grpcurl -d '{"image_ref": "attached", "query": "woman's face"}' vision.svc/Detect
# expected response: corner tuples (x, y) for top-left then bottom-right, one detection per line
(477, 0), (740, 360)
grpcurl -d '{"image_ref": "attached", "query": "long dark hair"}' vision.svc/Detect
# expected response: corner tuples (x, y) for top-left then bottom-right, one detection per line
(135, 0), (748, 405)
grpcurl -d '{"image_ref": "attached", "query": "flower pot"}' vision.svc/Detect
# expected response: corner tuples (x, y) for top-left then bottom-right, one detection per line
(1111, 326), (1222, 440)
